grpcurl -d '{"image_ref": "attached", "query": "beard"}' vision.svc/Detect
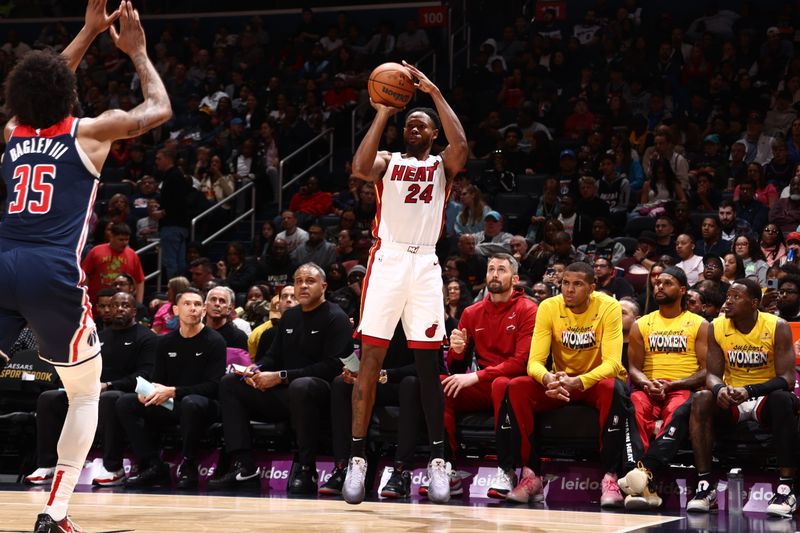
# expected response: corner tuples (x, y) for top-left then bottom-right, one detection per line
(654, 292), (678, 305)
(487, 280), (510, 294)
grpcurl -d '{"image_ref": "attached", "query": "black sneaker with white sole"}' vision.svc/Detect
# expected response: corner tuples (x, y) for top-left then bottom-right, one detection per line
(207, 462), (261, 490)
(767, 484), (798, 518)
(686, 480), (718, 513)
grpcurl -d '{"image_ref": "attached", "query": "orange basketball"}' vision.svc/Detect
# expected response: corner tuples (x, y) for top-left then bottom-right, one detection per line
(368, 62), (416, 108)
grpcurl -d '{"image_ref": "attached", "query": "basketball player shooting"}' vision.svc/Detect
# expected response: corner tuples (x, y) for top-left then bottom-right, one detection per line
(342, 61), (468, 504)
(0, 2), (171, 531)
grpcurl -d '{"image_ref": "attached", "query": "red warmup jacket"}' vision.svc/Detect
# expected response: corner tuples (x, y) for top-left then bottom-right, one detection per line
(449, 288), (537, 382)
(288, 191), (333, 217)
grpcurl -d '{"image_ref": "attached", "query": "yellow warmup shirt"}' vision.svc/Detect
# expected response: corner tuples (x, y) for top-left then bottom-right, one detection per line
(528, 290), (624, 389)
(637, 310), (704, 381)
(247, 320), (274, 360)
(712, 311), (778, 387)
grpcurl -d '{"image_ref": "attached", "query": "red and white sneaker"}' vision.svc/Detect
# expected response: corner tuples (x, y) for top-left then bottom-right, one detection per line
(25, 467), (55, 485)
(33, 513), (82, 533)
(506, 467), (544, 504)
(92, 466), (126, 487)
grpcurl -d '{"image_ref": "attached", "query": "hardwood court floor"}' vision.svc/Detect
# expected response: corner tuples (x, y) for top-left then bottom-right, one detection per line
(0, 489), (682, 532)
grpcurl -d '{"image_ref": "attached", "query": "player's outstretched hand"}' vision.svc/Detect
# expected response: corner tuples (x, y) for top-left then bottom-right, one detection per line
(109, 1), (146, 57)
(402, 60), (436, 94)
(85, 0), (122, 36)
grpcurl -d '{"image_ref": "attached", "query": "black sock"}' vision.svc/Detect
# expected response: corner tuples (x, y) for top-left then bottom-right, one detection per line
(350, 437), (366, 459)
(413, 349), (445, 460)
(697, 472), (712, 489)
(779, 477), (794, 492)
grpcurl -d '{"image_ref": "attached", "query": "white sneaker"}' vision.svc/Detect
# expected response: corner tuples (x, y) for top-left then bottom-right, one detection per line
(427, 458), (451, 504)
(25, 467), (55, 485)
(487, 467), (517, 499)
(92, 466), (126, 486)
(342, 457), (368, 505)
(767, 484), (797, 518)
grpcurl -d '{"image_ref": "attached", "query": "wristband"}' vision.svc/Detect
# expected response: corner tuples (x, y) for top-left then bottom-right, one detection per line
(712, 383), (724, 398)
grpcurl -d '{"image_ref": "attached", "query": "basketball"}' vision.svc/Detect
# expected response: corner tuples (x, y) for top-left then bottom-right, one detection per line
(368, 62), (416, 108)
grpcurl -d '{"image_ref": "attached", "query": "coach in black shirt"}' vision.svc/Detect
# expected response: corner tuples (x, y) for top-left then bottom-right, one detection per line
(205, 286), (248, 350)
(209, 262), (352, 494)
(119, 288), (226, 489)
(27, 292), (157, 487)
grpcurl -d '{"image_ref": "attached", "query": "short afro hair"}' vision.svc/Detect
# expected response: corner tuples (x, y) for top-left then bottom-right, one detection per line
(406, 107), (441, 130)
(5, 50), (77, 129)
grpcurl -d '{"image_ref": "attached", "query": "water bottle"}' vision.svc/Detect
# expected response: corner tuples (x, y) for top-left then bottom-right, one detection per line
(788, 248), (796, 263)
(727, 468), (744, 514)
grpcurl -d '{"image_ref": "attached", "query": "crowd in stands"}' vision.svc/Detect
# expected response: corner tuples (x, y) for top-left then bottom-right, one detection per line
(5, 0), (800, 513)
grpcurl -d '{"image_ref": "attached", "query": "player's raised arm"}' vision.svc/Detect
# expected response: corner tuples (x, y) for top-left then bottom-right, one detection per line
(402, 60), (467, 179)
(80, 1), (171, 146)
(61, 0), (122, 72)
(351, 100), (399, 182)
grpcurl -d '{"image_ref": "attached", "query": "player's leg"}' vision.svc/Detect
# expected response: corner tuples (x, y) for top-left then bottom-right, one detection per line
(345, 248), (404, 504)
(402, 252), (450, 503)
(687, 390), (724, 512)
(758, 391), (800, 517)
(40, 357), (101, 524)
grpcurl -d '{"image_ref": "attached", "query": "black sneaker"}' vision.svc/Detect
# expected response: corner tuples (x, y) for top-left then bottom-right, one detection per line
(381, 468), (411, 499)
(686, 479), (718, 513)
(288, 464), (319, 495)
(319, 466), (346, 496)
(175, 459), (198, 489)
(125, 461), (170, 488)
(767, 484), (798, 518)
(207, 461), (261, 490)
(33, 513), (82, 533)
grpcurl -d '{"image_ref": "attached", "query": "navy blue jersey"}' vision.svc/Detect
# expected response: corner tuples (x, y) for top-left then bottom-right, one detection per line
(0, 116), (99, 251)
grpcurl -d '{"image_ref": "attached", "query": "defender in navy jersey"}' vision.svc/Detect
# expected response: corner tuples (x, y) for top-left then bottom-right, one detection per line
(0, 3), (172, 532)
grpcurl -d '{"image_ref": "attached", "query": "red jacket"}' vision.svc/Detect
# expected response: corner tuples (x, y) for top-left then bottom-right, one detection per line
(449, 288), (537, 382)
(288, 191), (333, 217)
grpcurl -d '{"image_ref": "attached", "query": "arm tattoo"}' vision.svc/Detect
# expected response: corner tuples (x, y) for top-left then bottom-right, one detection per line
(126, 52), (170, 136)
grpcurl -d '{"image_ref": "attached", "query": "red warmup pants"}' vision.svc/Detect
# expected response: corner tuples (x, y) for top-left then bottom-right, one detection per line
(630, 389), (691, 454)
(442, 375), (510, 456)
(507, 376), (616, 466)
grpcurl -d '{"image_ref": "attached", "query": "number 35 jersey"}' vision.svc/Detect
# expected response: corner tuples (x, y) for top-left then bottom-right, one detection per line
(1, 117), (99, 250)
(373, 152), (450, 247)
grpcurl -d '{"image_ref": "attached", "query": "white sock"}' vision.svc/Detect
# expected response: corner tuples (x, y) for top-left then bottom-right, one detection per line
(43, 357), (101, 521)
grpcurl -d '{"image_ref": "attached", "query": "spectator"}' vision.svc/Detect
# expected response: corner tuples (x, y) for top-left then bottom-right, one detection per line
(740, 111), (774, 165)
(695, 216), (729, 257)
(136, 199), (161, 244)
(291, 223), (337, 271)
(760, 224), (788, 267)
(204, 286), (248, 352)
(354, 183), (377, 229)
(130, 175), (160, 222)
(645, 130), (689, 190)
(735, 181), (769, 235)
(395, 19), (429, 59)
(675, 233), (704, 286)
(556, 149), (580, 197)
(216, 242), (258, 295)
(769, 176), (800, 233)
(764, 138), (793, 186)
(188, 257), (220, 291)
(209, 264), (352, 493)
(240, 284), (272, 332)
(527, 177), (560, 241)
(576, 176), (611, 222)
(563, 98), (595, 140)
(26, 292), (156, 488)
(155, 148), (192, 279)
(443, 255), (536, 500)
(718, 200), (751, 243)
(597, 153), (631, 228)
(119, 288), (226, 489)
(557, 195), (593, 246)
(733, 234), (768, 286)
(641, 159), (687, 207)
(735, 162), (777, 209)
(593, 256), (635, 299)
(443, 278), (469, 335)
(455, 184), (491, 236)
(777, 275), (800, 321)
(689, 171), (720, 213)
(263, 238), (294, 290)
(276, 210), (309, 253)
(329, 264), (366, 324)
(472, 211), (513, 256)
(82, 223), (145, 306)
(255, 220), (277, 260)
(248, 285), (298, 361)
(151, 276), (191, 335)
(288, 176), (334, 220)
(721, 253), (746, 285)
(456, 234), (488, 294)
(362, 21), (396, 61)
(336, 228), (359, 264)
(577, 218), (626, 266)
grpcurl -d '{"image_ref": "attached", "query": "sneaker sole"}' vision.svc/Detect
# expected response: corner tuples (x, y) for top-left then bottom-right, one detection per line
(380, 489), (409, 499)
(624, 498), (662, 511)
(766, 507), (796, 519)
(600, 498), (624, 508)
(487, 489), (510, 499)
(686, 504), (717, 513)
(318, 488), (342, 496)
(25, 478), (53, 485)
(93, 479), (125, 487)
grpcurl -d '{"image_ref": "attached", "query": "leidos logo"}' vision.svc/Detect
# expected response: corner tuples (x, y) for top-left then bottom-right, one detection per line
(261, 466), (290, 480)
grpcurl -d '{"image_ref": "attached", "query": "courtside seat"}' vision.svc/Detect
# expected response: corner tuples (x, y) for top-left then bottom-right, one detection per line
(535, 405), (600, 460)
(0, 411), (36, 481)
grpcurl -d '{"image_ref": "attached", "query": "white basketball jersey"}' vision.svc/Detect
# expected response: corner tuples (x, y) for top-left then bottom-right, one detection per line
(373, 152), (449, 247)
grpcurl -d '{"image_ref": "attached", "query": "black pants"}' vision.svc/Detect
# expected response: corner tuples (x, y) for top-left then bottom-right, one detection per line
(218, 373), (330, 466)
(330, 374), (422, 466)
(36, 389), (126, 471)
(116, 392), (218, 466)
